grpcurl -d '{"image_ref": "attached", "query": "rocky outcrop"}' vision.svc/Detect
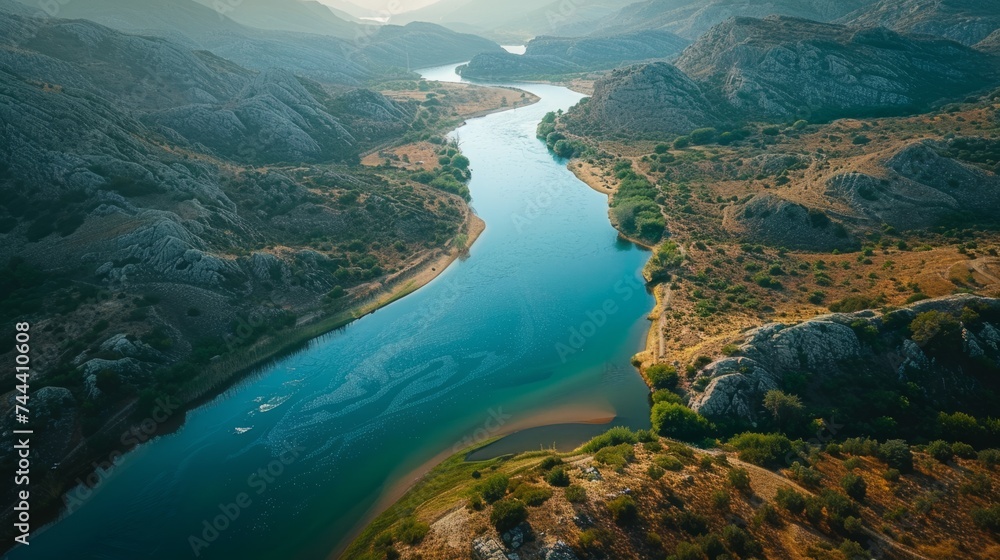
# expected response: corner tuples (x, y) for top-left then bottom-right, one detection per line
(575, 62), (716, 136)
(838, 0), (1000, 46)
(689, 296), (1000, 423)
(471, 538), (509, 560)
(722, 194), (856, 251)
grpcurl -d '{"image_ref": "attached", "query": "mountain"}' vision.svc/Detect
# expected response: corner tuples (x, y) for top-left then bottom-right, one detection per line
(567, 62), (715, 135)
(571, 15), (1000, 137)
(837, 0), (1000, 46)
(15, 0), (501, 83)
(559, 0), (877, 39)
(978, 29), (1000, 54)
(674, 16), (999, 121)
(458, 30), (690, 80)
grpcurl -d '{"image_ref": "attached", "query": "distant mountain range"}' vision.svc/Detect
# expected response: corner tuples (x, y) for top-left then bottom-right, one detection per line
(459, 30), (690, 80)
(10, 0), (501, 83)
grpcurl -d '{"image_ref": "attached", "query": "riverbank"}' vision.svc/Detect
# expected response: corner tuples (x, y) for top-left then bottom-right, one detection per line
(334, 400), (616, 559)
(0, 201), (488, 555)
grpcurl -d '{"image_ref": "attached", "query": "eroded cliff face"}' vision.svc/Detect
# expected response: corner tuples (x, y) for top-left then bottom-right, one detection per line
(689, 295), (1000, 426)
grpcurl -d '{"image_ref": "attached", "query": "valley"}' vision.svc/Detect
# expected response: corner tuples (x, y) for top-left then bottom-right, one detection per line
(2, 1), (1000, 559)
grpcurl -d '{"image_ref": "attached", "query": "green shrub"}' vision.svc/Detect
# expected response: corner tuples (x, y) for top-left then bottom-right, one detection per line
(490, 499), (528, 533)
(479, 474), (509, 503)
(788, 462), (824, 486)
(878, 440), (913, 472)
(728, 433), (793, 468)
(926, 440), (953, 462)
(538, 456), (563, 471)
(775, 487), (806, 514)
(647, 464), (666, 480)
(883, 468), (901, 482)
(651, 403), (712, 441)
(656, 454), (685, 471)
(581, 427), (638, 452)
(647, 364), (679, 389)
(712, 489), (730, 510)
(841, 473), (867, 501)
(721, 524), (761, 556)
(728, 468), (751, 491)
(910, 310), (960, 348)
(753, 502), (781, 527)
(607, 495), (638, 525)
(546, 467), (570, 487)
(952, 442), (976, 459)
(394, 517), (429, 545)
(512, 484), (552, 507)
(565, 484), (587, 503)
(578, 528), (612, 552)
(674, 541), (707, 560)
(979, 448), (1000, 466)
(652, 389), (684, 405)
(972, 505), (1000, 532)
(594, 443), (635, 469)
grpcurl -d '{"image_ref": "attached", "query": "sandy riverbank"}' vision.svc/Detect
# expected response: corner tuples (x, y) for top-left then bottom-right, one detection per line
(333, 401), (617, 559)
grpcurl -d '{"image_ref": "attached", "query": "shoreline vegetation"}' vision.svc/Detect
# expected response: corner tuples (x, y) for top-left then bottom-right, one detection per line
(1, 80), (534, 553)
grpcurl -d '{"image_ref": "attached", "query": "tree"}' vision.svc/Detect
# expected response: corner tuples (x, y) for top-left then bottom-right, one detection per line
(926, 440), (953, 463)
(910, 310), (960, 348)
(841, 473), (867, 501)
(451, 155), (470, 170)
(646, 364), (679, 390)
(651, 403), (711, 441)
(762, 390), (803, 428)
(878, 439), (914, 472)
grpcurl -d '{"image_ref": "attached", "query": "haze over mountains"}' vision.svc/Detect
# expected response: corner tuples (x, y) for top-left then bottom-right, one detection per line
(11, 0), (501, 83)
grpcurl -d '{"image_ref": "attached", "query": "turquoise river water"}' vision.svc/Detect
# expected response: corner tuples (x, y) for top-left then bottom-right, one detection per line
(9, 63), (655, 560)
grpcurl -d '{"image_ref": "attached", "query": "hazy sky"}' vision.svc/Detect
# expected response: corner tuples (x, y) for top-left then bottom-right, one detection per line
(319, 0), (441, 13)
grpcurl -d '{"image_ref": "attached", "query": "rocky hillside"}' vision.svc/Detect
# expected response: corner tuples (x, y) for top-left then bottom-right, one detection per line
(977, 29), (1000, 54)
(690, 295), (1000, 437)
(18, 0), (501, 84)
(347, 424), (1000, 560)
(575, 62), (715, 136)
(459, 30), (689, 80)
(674, 16), (999, 122)
(0, 9), (480, 521)
(566, 16), (1000, 137)
(559, 0), (877, 39)
(837, 0), (1000, 46)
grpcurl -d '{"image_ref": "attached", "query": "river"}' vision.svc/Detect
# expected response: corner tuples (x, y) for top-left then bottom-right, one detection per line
(9, 64), (654, 560)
